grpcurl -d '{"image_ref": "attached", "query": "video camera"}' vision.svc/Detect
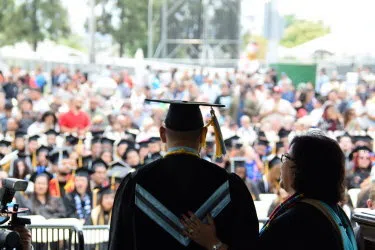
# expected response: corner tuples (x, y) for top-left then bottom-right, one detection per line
(0, 178), (31, 249)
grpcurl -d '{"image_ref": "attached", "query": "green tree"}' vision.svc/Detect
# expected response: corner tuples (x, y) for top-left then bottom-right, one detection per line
(0, 0), (17, 45)
(280, 18), (330, 48)
(96, 0), (148, 57)
(5, 0), (70, 51)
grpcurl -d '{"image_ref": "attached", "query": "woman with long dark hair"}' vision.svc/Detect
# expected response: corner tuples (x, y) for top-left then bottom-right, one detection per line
(11, 159), (30, 180)
(181, 132), (357, 250)
(17, 172), (66, 219)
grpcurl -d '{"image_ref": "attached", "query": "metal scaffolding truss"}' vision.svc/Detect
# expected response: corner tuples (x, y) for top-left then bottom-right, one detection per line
(148, 0), (241, 66)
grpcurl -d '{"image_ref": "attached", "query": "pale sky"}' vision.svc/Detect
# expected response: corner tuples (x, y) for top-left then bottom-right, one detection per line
(63, 0), (375, 35)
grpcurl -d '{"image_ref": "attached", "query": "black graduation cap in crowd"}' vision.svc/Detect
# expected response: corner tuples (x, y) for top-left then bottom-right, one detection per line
(108, 166), (131, 184)
(101, 137), (115, 146)
(336, 132), (352, 142)
(48, 149), (70, 164)
(0, 140), (11, 147)
(91, 130), (105, 138)
(0, 153), (4, 160)
(269, 156), (281, 169)
(65, 134), (79, 145)
(28, 135), (40, 142)
(117, 138), (135, 148)
(149, 137), (161, 143)
(125, 130), (138, 141)
(224, 135), (240, 148)
(110, 160), (128, 169)
(36, 145), (52, 155)
(232, 157), (246, 168)
(257, 139), (269, 147)
(91, 137), (102, 145)
(29, 171), (54, 183)
(98, 185), (115, 197)
(276, 141), (284, 151)
(15, 130), (27, 139)
(349, 146), (373, 161)
(353, 135), (373, 144)
(45, 129), (59, 136)
(278, 128), (290, 139)
(17, 151), (27, 160)
(258, 131), (267, 140)
(75, 167), (94, 178)
(138, 140), (150, 149)
(92, 159), (109, 170)
(81, 155), (93, 168)
(145, 99), (224, 131)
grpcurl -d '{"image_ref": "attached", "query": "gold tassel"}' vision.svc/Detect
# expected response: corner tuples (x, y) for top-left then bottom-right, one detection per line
(77, 139), (83, 168)
(2, 161), (11, 172)
(32, 151), (37, 168)
(111, 175), (116, 191)
(272, 143), (276, 155)
(209, 108), (226, 159)
(264, 160), (269, 176)
(92, 189), (99, 208)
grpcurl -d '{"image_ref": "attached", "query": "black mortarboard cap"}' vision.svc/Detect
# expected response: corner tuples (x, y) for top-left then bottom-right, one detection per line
(125, 130), (138, 141)
(82, 155), (93, 168)
(224, 135), (240, 148)
(257, 139), (269, 146)
(0, 140), (11, 147)
(276, 141), (284, 151)
(65, 134), (79, 145)
(98, 185), (115, 197)
(101, 137), (115, 146)
(15, 130), (27, 138)
(92, 159), (109, 170)
(258, 131), (267, 139)
(48, 149), (70, 164)
(145, 99), (224, 131)
(269, 156), (281, 169)
(149, 137), (161, 143)
(278, 128), (290, 139)
(138, 140), (150, 148)
(110, 160), (128, 168)
(336, 132), (352, 142)
(36, 145), (51, 155)
(108, 166), (130, 182)
(117, 138), (135, 147)
(349, 146), (373, 161)
(75, 167), (94, 177)
(29, 171), (53, 183)
(91, 137), (102, 144)
(233, 157), (246, 168)
(353, 135), (373, 144)
(45, 129), (59, 136)
(91, 130), (105, 138)
(28, 135), (40, 142)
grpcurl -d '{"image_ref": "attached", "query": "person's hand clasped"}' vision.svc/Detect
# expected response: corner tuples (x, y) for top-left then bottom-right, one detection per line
(181, 212), (220, 250)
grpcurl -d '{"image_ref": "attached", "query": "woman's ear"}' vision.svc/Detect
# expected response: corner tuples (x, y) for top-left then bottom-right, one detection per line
(160, 126), (167, 143)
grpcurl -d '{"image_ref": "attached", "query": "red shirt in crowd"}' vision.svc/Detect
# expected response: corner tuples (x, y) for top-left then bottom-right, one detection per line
(59, 110), (91, 130)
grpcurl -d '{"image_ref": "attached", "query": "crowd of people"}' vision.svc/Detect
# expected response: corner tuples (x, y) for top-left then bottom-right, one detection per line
(0, 64), (374, 225)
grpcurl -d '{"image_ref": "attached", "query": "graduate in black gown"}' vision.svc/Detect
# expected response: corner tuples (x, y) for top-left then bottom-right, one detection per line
(109, 99), (259, 250)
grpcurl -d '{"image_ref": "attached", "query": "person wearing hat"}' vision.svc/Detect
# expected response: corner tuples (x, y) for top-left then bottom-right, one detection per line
(63, 168), (93, 224)
(48, 149), (75, 197)
(107, 164), (132, 191)
(16, 171), (66, 219)
(89, 186), (115, 226)
(26, 134), (40, 169)
(109, 100), (259, 250)
(114, 138), (134, 162)
(90, 159), (109, 191)
(137, 140), (150, 165)
(346, 146), (374, 189)
(14, 130), (27, 153)
(35, 145), (52, 174)
(233, 157), (260, 201)
(45, 129), (59, 147)
(257, 156), (282, 194)
(143, 137), (163, 165)
(123, 148), (141, 169)
(90, 136), (103, 160)
(337, 133), (354, 175)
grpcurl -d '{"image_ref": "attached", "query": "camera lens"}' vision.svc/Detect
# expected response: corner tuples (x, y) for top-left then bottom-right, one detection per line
(0, 229), (20, 248)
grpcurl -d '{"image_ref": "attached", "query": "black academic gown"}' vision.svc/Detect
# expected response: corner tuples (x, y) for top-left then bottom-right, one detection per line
(259, 202), (344, 250)
(109, 154), (259, 250)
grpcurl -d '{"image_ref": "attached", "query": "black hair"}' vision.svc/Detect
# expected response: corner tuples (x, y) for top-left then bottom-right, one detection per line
(290, 132), (345, 204)
(12, 159), (30, 179)
(41, 111), (57, 125)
